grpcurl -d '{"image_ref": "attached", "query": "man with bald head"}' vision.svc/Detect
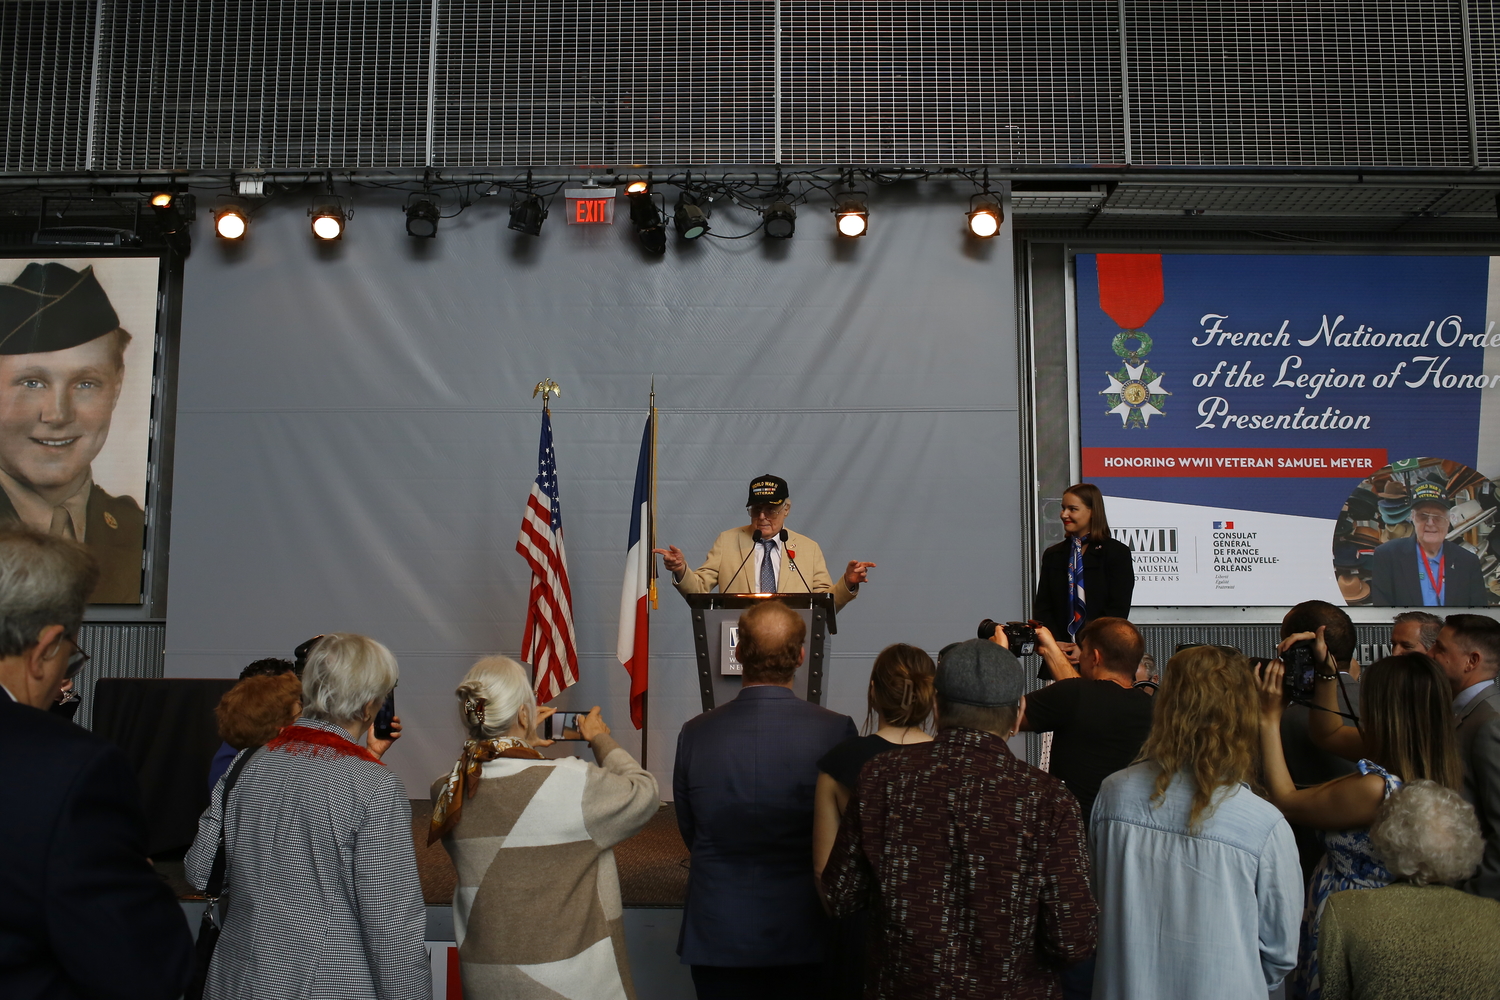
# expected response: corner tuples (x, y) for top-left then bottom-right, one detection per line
(0, 262), (145, 603)
(673, 599), (857, 998)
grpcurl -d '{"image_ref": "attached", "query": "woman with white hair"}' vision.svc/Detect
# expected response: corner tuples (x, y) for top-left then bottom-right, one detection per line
(428, 656), (658, 999)
(186, 633), (428, 1000)
(1318, 781), (1500, 999)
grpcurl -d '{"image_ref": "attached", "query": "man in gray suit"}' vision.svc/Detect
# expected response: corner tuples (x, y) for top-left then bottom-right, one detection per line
(1430, 613), (1500, 899)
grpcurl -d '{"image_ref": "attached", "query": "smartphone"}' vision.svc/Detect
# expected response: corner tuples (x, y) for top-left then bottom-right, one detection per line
(373, 691), (397, 740)
(544, 711), (586, 741)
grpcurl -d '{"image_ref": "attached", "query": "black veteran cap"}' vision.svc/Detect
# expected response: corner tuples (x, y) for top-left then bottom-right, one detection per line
(0, 263), (120, 356)
(1409, 480), (1453, 511)
(746, 474), (789, 507)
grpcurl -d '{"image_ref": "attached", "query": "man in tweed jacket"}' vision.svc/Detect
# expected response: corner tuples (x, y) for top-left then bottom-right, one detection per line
(824, 639), (1098, 999)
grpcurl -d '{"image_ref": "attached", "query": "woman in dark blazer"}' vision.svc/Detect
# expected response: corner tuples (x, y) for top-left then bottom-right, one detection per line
(1034, 483), (1136, 655)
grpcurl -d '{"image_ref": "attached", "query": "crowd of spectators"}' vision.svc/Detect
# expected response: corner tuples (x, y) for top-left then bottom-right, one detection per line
(6, 519), (1500, 1000)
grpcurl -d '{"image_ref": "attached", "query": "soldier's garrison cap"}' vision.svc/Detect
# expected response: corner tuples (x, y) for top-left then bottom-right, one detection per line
(0, 263), (120, 355)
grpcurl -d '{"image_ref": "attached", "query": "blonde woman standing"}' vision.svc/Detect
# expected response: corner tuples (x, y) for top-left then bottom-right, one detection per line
(1091, 645), (1303, 1000)
(429, 656), (658, 999)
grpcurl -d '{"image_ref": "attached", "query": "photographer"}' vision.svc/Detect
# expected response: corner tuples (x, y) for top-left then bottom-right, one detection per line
(1257, 641), (1462, 999)
(995, 618), (1153, 831)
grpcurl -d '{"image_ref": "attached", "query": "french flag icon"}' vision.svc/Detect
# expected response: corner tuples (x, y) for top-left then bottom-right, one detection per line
(1214, 520), (1235, 529)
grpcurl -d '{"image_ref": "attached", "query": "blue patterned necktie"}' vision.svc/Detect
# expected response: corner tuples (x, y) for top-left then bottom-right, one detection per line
(1068, 535), (1087, 639)
(760, 538), (778, 593)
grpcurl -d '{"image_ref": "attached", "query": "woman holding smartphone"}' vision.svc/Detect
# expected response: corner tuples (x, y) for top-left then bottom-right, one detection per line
(429, 656), (659, 999)
(1033, 484), (1136, 661)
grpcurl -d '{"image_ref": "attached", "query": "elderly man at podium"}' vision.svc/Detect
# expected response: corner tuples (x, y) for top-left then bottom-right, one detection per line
(655, 474), (874, 611)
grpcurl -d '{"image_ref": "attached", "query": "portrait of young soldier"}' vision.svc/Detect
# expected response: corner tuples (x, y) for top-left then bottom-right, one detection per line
(0, 262), (145, 603)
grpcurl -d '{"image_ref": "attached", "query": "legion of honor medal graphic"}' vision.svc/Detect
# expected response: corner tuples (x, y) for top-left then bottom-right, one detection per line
(1096, 254), (1170, 428)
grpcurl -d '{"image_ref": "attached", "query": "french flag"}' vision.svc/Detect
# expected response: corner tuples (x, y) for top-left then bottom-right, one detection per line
(616, 412), (653, 729)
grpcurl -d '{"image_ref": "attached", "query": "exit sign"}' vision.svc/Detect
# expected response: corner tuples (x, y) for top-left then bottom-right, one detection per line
(564, 187), (617, 225)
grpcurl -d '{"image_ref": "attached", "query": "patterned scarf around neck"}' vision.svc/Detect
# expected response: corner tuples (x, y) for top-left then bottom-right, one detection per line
(428, 737), (544, 845)
(265, 723), (384, 765)
(1067, 534), (1088, 640)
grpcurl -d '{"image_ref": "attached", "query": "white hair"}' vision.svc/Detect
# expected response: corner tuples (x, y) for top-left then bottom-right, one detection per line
(1369, 780), (1485, 885)
(300, 633), (398, 725)
(456, 656), (534, 739)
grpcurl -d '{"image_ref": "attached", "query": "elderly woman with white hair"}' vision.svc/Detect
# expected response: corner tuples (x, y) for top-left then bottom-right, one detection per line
(428, 656), (659, 999)
(186, 633), (429, 1000)
(1317, 780), (1500, 999)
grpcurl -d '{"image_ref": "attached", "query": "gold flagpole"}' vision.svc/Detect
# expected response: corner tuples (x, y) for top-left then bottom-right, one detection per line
(648, 376), (659, 609)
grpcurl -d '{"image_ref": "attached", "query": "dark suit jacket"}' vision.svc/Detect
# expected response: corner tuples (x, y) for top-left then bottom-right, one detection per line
(0, 691), (193, 999)
(0, 483), (145, 603)
(1369, 536), (1490, 607)
(673, 685), (856, 967)
(1457, 683), (1500, 900)
(1033, 535), (1136, 639)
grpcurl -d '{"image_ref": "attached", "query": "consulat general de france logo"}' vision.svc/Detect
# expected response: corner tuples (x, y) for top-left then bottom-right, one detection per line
(1101, 330), (1170, 428)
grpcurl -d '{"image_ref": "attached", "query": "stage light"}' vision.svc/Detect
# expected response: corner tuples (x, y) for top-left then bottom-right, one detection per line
(310, 204), (345, 241)
(150, 192), (174, 208)
(763, 199), (796, 239)
(508, 192), (548, 236)
(405, 197), (440, 238)
(214, 202), (249, 240)
(967, 195), (1002, 238)
(625, 179), (650, 195)
(628, 192), (667, 254)
(833, 195), (868, 237)
(674, 192), (711, 240)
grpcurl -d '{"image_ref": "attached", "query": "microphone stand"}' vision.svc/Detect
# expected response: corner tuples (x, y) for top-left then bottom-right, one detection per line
(781, 528), (814, 591)
(726, 529), (764, 592)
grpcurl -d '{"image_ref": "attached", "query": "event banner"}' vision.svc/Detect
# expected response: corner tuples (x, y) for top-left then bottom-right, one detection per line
(1074, 252), (1500, 608)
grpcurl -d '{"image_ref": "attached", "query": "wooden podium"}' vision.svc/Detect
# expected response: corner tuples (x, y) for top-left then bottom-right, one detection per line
(684, 593), (837, 711)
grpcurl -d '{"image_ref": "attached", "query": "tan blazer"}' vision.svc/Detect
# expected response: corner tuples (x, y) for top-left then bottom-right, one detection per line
(674, 525), (857, 611)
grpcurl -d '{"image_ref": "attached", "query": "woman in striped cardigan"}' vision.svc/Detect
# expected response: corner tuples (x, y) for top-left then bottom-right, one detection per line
(429, 656), (659, 1000)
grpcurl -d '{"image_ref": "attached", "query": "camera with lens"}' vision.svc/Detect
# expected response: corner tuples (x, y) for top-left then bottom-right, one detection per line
(977, 619), (1039, 656)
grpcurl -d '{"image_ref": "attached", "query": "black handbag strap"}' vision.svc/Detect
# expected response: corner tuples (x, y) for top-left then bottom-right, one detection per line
(205, 748), (256, 898)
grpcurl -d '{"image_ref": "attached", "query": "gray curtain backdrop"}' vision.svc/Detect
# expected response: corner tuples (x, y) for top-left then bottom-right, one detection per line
(165, 184), (1021, 797)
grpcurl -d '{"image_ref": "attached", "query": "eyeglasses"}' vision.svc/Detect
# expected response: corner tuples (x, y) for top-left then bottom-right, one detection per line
(747, 503), (786, 517)
(1411, 511), (1448, 526)
(47, 635), (90, 680)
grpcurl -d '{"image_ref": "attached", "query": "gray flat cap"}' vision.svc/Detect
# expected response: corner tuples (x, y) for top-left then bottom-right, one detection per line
(936, 638), (1024, 707)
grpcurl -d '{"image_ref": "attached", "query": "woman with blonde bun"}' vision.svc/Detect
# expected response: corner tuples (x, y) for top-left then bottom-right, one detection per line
(429, 656), (659, 999)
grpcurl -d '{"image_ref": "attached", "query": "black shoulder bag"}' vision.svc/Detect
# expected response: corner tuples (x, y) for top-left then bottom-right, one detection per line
(185, 749), (256, 1000)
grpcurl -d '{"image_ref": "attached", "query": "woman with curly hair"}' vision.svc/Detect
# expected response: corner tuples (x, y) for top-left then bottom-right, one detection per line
(1091, 645), (1303, 1000)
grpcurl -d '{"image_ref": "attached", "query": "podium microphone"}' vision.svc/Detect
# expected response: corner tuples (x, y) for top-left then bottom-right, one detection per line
(781, 529), (813, 592)
(729, 529), (763, 592)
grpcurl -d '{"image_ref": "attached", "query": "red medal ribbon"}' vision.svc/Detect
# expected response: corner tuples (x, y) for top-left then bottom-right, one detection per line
(265, 724), (384, 765)
(1420, 551), (1445, 604)
(1096, 254), (1165, 330)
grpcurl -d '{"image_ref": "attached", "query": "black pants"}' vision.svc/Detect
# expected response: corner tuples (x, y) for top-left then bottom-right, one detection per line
(691, 963), (823, 1000)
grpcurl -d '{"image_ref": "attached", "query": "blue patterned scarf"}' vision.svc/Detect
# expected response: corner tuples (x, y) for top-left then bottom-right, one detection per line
(1068, 535), (1088, 640)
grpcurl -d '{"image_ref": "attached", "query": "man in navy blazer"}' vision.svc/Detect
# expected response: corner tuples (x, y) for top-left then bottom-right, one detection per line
(0, 527), (193, 1000)
(673, 599), (857, 999)
(1369, 485), (1490, 607)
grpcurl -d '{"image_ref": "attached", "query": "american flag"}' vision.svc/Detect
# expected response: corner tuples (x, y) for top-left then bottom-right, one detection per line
(517, 409), (578, 702)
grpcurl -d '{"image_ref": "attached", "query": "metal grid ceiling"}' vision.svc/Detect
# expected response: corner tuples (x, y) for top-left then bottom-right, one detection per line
(91, 1), (429, 170)
(1, 1), (95, 172)
(432, 0), (774, 166)
(782, 0), (1123, 165)
(3, 0), (1499, 169)
(1473, 0), (1500, 164)
(1127, 0), (1472, 167)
